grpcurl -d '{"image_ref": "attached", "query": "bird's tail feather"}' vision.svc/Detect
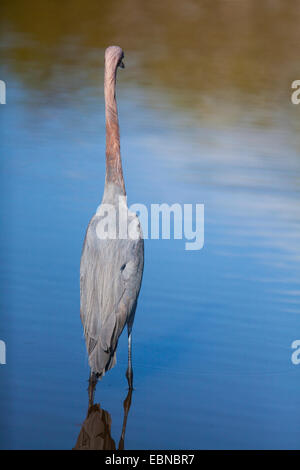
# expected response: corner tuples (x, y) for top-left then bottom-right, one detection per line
(89, 347), (117, 378)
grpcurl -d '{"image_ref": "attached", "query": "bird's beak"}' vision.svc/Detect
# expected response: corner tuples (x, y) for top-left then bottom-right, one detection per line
(120, 60), (125, 69)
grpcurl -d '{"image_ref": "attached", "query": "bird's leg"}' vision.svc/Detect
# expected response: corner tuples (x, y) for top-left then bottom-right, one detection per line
(125, 328), (134, 390)
(88, 372), (98, 408)
(118, 388), (133, 450)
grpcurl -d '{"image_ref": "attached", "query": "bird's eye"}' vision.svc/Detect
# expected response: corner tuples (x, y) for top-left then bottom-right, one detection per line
(120, 263), (126, 271)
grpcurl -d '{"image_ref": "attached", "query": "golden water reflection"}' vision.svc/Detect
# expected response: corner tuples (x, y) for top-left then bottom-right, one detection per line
(1, 0), (300, 124)
(73, 384), (133, 450)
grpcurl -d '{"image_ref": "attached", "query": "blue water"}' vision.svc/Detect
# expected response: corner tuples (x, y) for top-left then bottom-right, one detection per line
(1, 25), (300, 448)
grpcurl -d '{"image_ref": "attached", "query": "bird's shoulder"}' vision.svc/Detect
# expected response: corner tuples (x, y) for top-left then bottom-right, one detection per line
(80, 207), (143, 266)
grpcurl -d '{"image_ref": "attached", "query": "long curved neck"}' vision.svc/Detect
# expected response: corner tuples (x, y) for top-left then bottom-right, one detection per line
(104, 63), (126, 195)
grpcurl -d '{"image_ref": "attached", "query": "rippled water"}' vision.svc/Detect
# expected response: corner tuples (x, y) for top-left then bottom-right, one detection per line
(0, 0), (300, 449)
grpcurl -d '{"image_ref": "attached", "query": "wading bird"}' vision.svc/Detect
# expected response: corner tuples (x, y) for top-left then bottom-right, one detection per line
(80, 46), (144, 395)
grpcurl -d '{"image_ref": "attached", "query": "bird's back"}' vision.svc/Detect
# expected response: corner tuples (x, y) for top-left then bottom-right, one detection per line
(80, 201), (144, 377)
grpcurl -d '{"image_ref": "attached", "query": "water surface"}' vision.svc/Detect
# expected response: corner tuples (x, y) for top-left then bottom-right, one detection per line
(0, 0), (300, 449)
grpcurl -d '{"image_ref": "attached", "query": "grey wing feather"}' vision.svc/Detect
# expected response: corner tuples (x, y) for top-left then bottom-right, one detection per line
(80, 213), (144, 376)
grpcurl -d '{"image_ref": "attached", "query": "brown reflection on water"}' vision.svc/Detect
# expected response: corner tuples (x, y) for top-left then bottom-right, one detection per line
(73, 403), (116, 450)
(1, 0), (300, 113)
(73, 380), (133, 450)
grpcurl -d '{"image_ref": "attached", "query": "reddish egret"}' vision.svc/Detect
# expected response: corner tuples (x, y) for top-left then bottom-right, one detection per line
(80, 46), (144, 394)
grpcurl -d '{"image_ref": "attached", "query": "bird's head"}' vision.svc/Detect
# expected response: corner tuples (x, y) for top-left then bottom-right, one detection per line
(105, 46), (125, 71)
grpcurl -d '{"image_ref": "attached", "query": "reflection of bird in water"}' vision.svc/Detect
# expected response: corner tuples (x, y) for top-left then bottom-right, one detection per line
(80, 45), (144, 391)
(73, 380), (133, 450)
